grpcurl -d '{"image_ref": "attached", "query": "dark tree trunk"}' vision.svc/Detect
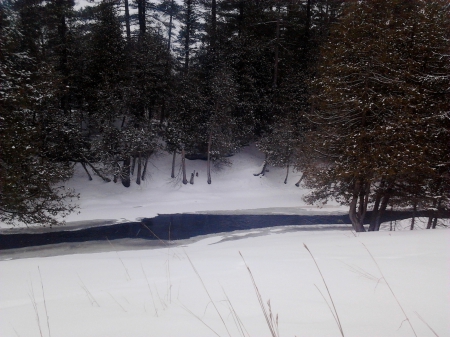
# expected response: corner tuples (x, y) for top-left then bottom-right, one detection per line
(349, 180), (366, 232)
(211, 0), (216, 50)
(124, 0), (131, 41)
(238, 1), (244, 38)
(82, 155), (111, 182)
(207, 132), (212, 184)
(432, 217), (438, 229)
(374, 192), (392, 231)
(184, 0), (192, 72)
(138, 0), (146, 36)
(167, 0), (174, 50)
(284, 164), (289, 184)
(81, 162), (93, 181)
(141, 154), (149, 181)
(131, 156), (136, 176)
(305, 0), (311, 43)
(122, 156), (131, 187)
(426, 199), (437, 229)
(160, 0), (175, 125)
(136, 152), (142, 185)
(410, 201), (417, 230)
(426, 216), (433, 229)
(113, 161), (121, 183)
(295, 173), (305, 187)
(254, 160), (267, 177)
(56, 0), (69, 115)
(432, 199), (442, 229)
(273, 8), (280, 89)
(181, 148), (188, 184)
(369, 182), (384, 231)
(171, 151), (176, 178)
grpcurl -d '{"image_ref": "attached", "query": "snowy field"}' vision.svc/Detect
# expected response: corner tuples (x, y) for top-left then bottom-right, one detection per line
(1, 145), (449, 336)
(1, 228), (448, 337)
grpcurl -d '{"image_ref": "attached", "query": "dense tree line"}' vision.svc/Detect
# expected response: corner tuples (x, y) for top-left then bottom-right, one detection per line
(1, 0), (448, 229)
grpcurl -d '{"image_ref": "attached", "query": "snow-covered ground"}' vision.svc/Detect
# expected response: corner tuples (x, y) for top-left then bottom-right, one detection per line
(62, 144), (346, 226)
(1, 228), (448, 337)
(1, 145), (449, 337)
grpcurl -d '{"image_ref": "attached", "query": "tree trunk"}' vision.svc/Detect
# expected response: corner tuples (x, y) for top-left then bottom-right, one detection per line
(58, 9), (69, 115)
(184, 0), (192, 73)
(171, 151), (176, 178)
(253, 159), (267, 176)
(305, 0), (311, 43)
(136, 152), (142, 185)
(432, 217), (438, 229)
(81, 162), (93, 181)
(369, 180), (385, 231)
(295, 173), (305, 187)
(124, 0), (131, 41)
(238, 1), (244, 38)
(284, 164), (289, 184)
(374, 193), (391, 231)
(122, 156), (131, 187)
(138, 0), (146, 36)
(349, 180), (366, 232)
(410, 201), (417, 230)
(207, 132), (212, 184)
(426, 216), (433, 229)
(273, 7), (280, 89)
(432, 199), (442, 229)
(141, 154), (149, 180)
(211, 0), (216, 51)
(131, 156), (136, 176)
(82, 155), (111, 182)
(167, 0), (174, 50)
(181, 148), (188, 184)
(357, 181), (370, 225)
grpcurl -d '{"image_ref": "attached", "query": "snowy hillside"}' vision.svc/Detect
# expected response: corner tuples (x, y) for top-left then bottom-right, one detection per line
(57, 144), (345, 226)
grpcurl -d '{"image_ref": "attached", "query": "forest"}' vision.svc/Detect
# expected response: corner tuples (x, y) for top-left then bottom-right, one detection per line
(1, 0), (449, 231)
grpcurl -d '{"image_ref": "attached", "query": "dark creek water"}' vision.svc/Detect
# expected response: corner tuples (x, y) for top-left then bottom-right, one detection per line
(0, 211), (423, 250)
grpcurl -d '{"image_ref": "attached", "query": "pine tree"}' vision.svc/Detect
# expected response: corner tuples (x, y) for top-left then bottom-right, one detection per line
(1, 1), (78, 226)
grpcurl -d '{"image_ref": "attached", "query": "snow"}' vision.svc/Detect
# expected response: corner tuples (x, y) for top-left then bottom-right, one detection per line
(1, 145), (449, 337)
(1, 229), (448, 337)
(59, 144), (344, 227)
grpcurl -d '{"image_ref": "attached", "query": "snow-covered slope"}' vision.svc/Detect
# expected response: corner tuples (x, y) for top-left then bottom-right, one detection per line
(60, 144), (344, 226)
(1, 227), (448, 337)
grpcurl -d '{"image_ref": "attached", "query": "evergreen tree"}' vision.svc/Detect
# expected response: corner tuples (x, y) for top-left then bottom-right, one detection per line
(304, 0), (450, 231)
(0, 1), (78, 226)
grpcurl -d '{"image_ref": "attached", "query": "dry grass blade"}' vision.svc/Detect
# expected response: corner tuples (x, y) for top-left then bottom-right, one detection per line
(239, 251), (279, 337)
(77, 273), (100, 307)
(184, 250), (232, 337)
(106, 237), (131, 281)
(303, 243), (344, 337)
(9, 322), (20, 337)
(29, 278), (44, 337)
(361, 243), (417, 337)
(141, 222), (170, 246)
(178, 302), (222, 337)
(221, 286), (250, 337)
(314, 284), (340, 328)
(140, 262), (158, 316)
(415, 312), (440, 337)
(38, 267), (51, 337)
(106, 291), (127, 312)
